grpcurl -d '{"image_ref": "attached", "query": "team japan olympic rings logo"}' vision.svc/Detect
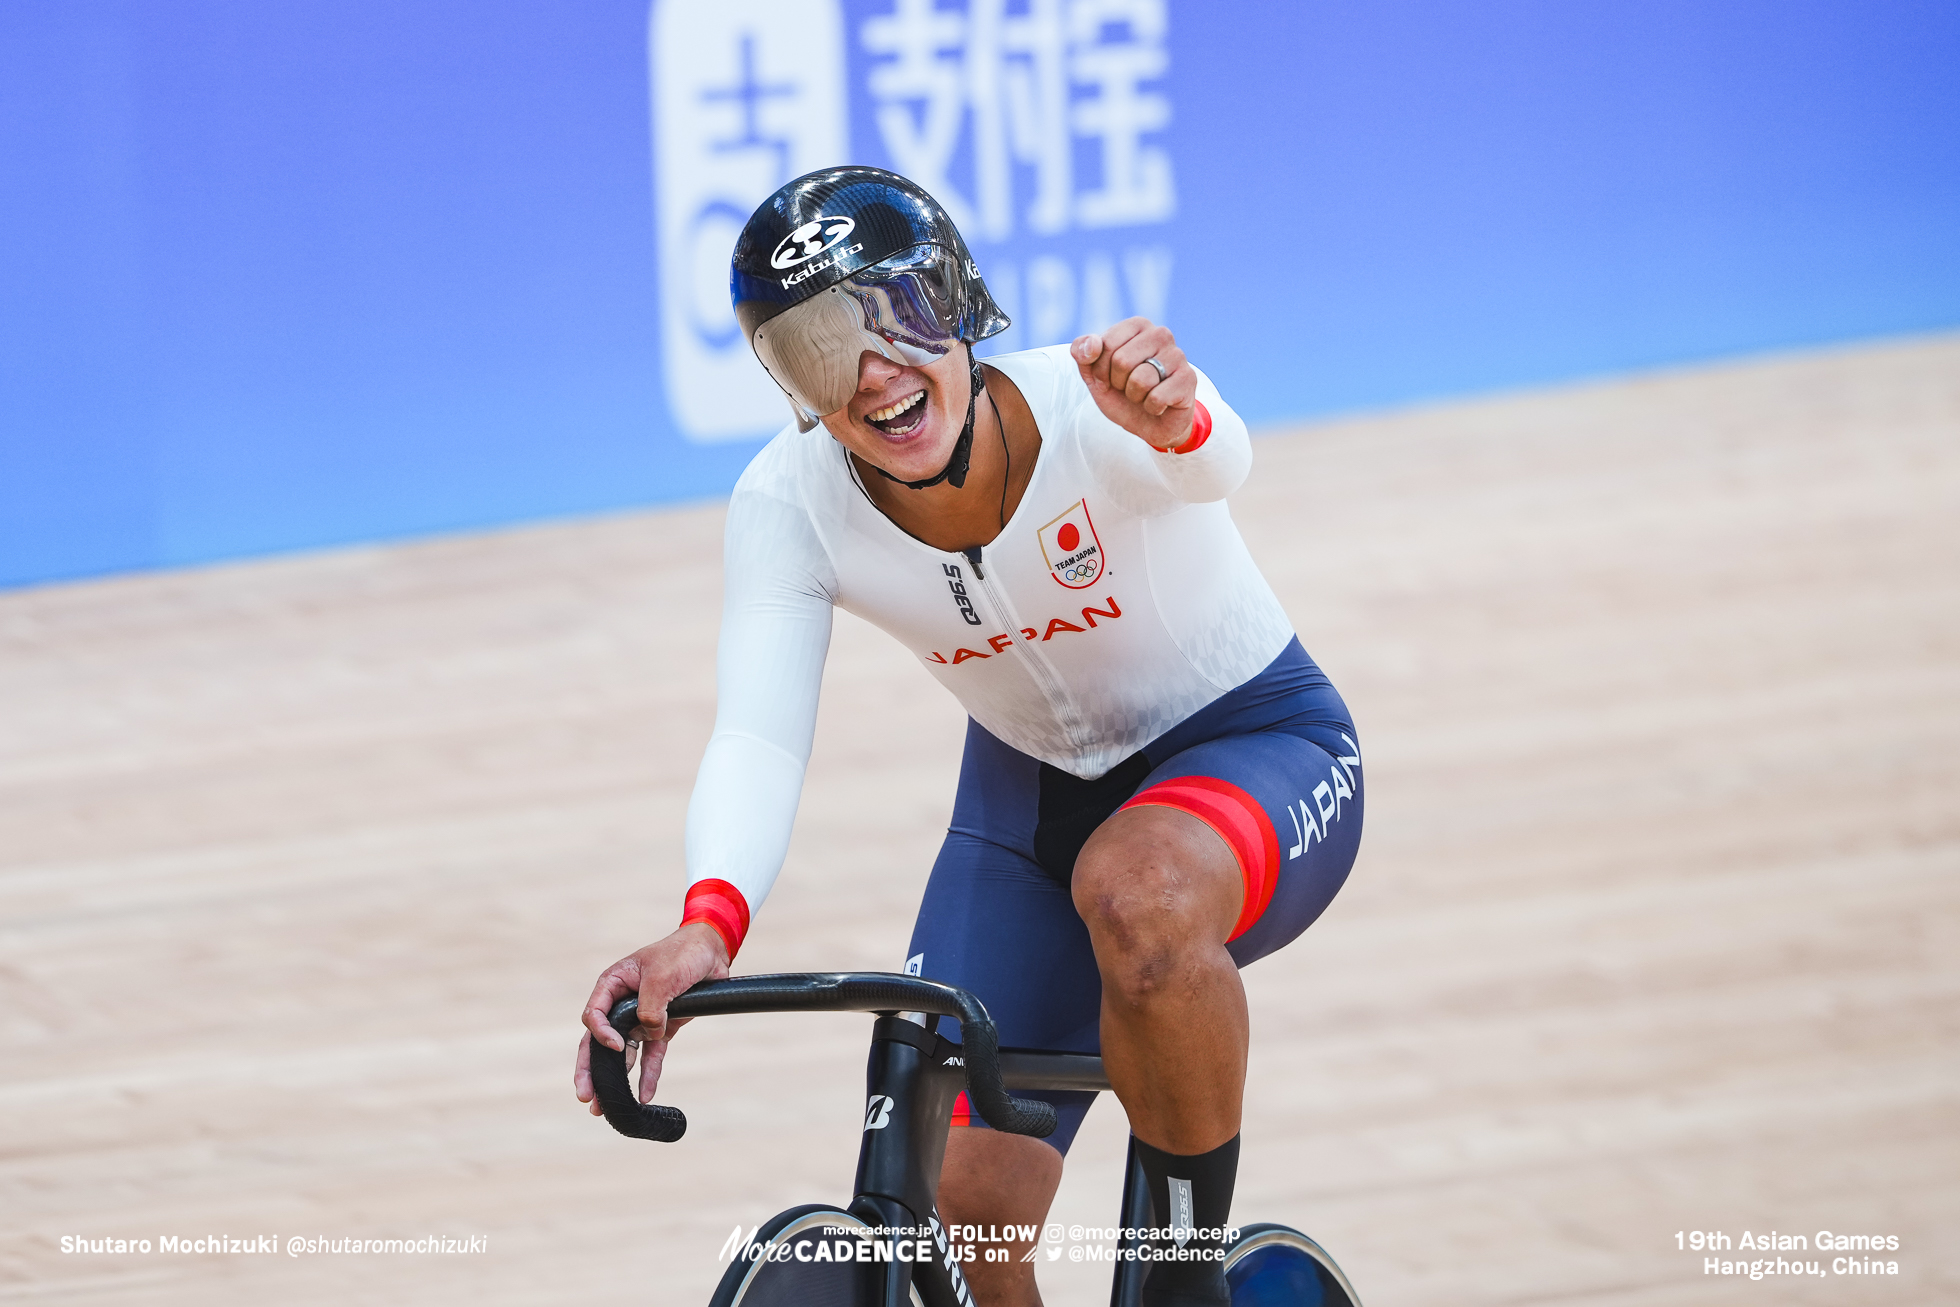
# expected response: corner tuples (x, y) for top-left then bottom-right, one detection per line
(1040, 500), (1106, 589)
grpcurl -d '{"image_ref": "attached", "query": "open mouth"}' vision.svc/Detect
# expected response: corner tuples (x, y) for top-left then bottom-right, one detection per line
(865, 389), (927, 436)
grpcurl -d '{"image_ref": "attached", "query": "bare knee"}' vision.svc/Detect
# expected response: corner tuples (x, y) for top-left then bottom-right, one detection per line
(1071, 807), (1240, 1004)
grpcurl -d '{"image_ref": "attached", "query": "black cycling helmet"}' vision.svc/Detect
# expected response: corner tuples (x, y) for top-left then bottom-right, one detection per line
(731, 167), (1010, 487)
(732, 166), (1008, 354)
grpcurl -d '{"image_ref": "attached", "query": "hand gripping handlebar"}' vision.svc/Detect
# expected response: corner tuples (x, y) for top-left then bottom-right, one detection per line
(588, 972), (1058, 1142)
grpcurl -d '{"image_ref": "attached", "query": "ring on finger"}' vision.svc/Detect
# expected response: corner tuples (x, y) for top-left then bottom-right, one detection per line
(1142, 356), (1170, 383)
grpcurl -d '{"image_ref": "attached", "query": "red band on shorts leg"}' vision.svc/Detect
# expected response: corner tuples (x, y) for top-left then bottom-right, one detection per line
(1118, 775), (1280, 941)
(680, 878), (751, 961)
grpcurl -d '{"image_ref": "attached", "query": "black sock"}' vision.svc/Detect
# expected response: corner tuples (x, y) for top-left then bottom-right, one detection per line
(1134, 1134), (1239, 1307)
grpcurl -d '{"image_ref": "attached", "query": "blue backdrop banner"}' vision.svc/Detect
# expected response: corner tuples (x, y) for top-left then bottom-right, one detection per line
(4, 1), (1957, 586)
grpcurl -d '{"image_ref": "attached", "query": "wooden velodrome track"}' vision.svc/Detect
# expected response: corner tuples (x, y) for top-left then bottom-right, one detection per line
(3, 336), (1956, 1305)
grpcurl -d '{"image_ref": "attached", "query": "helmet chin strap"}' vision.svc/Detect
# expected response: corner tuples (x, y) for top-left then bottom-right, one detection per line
(872, 351), (984, 491)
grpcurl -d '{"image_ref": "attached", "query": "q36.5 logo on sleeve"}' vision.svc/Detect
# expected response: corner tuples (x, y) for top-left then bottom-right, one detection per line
(1037, 500), (1105, 589)
(770, 216), (856, 269)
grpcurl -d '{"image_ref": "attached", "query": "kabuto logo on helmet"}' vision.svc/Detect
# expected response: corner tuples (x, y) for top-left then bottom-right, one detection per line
(769, 216), (857, 270)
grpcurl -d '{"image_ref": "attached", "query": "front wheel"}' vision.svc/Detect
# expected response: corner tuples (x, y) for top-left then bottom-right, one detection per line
(708, 1204), (926, 1307)
(1223, 1222), (1362, 1307)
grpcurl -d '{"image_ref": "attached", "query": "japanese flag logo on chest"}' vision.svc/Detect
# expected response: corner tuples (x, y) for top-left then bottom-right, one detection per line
(1038, 500), (1106, 589)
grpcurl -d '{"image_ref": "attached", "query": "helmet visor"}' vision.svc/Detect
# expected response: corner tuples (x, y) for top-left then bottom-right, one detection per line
(752, 245), (965, 418)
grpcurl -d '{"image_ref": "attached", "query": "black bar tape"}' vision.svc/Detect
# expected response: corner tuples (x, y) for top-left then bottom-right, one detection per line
(954, 1016), (1057, 1138)
(590, 998), (687, 1142)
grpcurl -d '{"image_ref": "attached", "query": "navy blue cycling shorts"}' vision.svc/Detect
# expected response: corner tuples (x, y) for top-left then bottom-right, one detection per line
(903, 637), (1362, 1154)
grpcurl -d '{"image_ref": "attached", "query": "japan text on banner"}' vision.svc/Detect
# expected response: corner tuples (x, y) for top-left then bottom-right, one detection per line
(652, 0), (1179, 444)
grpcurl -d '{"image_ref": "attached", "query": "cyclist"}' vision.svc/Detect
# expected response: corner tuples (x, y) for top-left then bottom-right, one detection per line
(575, 167), (1363, 1307)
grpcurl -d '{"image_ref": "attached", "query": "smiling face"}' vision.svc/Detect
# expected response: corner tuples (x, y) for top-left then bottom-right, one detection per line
(820, 343), (973, 484)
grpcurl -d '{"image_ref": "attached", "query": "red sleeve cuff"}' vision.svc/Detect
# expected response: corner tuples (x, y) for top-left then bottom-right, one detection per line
(680, 878), (751, 961)
(1171, 399), (1212, 453)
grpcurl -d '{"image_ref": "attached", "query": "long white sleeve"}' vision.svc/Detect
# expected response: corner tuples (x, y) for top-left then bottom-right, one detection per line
(682, 487), (835, 923)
